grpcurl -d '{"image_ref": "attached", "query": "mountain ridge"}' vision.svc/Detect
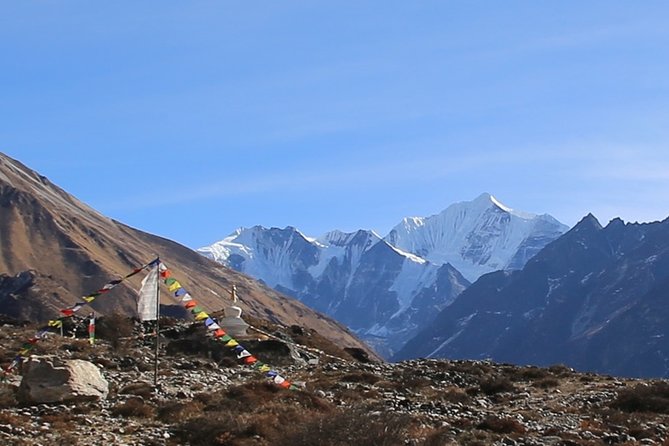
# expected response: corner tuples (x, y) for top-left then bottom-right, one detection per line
(394, 213), (669, 378)
(199, 194), (568, 357)
(0, 152), (376, 359)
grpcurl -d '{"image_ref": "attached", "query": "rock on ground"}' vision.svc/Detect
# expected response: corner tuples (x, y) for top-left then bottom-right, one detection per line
(18, 356), (109, 404)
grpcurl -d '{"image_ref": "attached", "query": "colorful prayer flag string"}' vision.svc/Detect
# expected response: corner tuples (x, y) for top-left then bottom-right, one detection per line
(158, 262), (298, 390)
(1, 258), (159, 379)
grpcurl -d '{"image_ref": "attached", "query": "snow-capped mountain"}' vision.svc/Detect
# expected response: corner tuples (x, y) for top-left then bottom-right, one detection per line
(199, 194), (568, 357)
(199, 226), (470, 357)
(394, 214), (669, 378)
(385, 193), (569, 281)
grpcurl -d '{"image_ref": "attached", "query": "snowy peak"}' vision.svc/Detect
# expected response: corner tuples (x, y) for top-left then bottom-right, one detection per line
(317, 229), (381, 249)
(198, 193), (567, 357)
(384, 194), (569, 281)
(198, 225), (319, 289)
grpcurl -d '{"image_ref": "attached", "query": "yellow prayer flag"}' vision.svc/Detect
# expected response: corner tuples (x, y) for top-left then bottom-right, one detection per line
(194, 311), (209, 321)
(225, 339), (239, 347)
(168, 281), (182, 292)
(259, 365), (271, 372)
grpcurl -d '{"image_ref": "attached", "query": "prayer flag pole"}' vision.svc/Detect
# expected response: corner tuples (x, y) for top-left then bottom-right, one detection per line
(153, 258), (160, 387)
(88, 312), (95, 346)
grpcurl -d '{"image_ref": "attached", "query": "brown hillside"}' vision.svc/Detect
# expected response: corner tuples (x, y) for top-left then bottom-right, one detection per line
(0, 152), (376, 358)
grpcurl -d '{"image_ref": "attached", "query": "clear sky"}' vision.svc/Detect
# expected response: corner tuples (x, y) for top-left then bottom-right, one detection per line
(2, 2), (669, 248)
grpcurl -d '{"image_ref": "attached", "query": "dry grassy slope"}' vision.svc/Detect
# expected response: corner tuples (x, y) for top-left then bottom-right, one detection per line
(0, 153), (376, 358)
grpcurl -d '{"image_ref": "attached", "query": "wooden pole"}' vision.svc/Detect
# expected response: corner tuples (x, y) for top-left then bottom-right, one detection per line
(153, 259), (160, 387)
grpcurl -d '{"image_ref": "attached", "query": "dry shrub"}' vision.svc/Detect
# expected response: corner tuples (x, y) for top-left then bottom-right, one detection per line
(441, 387), (472, 405)
(277, 407), (413, 446)
(454, 430), (493, 446)
(176, 381), (337, 445)
(111, 398), (155, 418)
(119, 382), (154, 399)
(175, 412), (245, 446)
(477, 415), (525, 434)
(532, 377), (560, 389)
(422, 427), (453, 446)
(93, 357), (115, 369)
(579, 374), (596, 383)
(51, 431), (79, 446)
(611, 382), (669, 413)
(96, 313), (134, 351)
(0, 412), (29, 428)
(0, 384), (17, 409)
(41, 412), (78, 430)
(157, 400), (205, 422)
(509, 366), (551, 382)
(71, 403), (98, 415)
(479, 376), (516, 395)
(335, 387), (371, 403)
(59, 339), (96, 358)
(403, 375), (432, 390)
(579, 418), (606, 436)
(199, 381), (331, 414)
(370, 379), (402, 391)
(176, 404), (326, 446)
(599, 408), (656, 441)
(340, 371), (381, 385)
(547, 364), (573, 377)
(448, 361), (492, 377)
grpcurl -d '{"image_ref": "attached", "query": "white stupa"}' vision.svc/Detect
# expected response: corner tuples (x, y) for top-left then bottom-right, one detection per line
(219, 285), (249, 337)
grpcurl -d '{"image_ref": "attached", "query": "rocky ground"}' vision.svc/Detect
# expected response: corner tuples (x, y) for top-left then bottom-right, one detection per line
(0, 317), (668, 446)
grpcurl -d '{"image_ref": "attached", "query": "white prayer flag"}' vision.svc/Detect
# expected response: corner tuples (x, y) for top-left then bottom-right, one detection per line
(137, 265), (159, 321)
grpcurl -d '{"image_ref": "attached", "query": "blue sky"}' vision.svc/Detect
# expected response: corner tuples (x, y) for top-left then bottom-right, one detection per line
(2, 2), (669, 248)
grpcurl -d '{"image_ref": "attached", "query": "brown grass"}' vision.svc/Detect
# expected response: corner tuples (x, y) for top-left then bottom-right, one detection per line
(440, 387), (472, 405)
(96, 313), (134, 352)
(277, 407), (413, 446)
(478, 376), (516, 395)
(611, 382), (669, 413)
(0, 385), (17, 409)
(477, 415), (526, 434)
(532, 377), (560, 389)
(340, 371), (382, 385)
(157, 400), (205, 422)
(119, 381), (155, 399)
(173, 380), (356, 446)
(111, 398), (155, 418)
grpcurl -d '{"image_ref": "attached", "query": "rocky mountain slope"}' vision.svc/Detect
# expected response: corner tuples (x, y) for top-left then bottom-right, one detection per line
(1, 319), (668, 446)
(199, 195), (566, 357)
(200, 226), (470, 358)
(0, 152), (373, 357)
(395, 214), (669, 379)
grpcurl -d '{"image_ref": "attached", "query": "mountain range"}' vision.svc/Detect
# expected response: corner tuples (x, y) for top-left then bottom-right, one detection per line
(6, 150), (667, 378)
(394, 213), (669, 378)
(0, 152), (374, 358)
(199, 193), (569, 357)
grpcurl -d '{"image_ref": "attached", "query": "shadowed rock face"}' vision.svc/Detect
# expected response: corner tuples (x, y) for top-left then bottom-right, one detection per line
(396, 214), (669, 379)
(0, 152), (376, 359)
